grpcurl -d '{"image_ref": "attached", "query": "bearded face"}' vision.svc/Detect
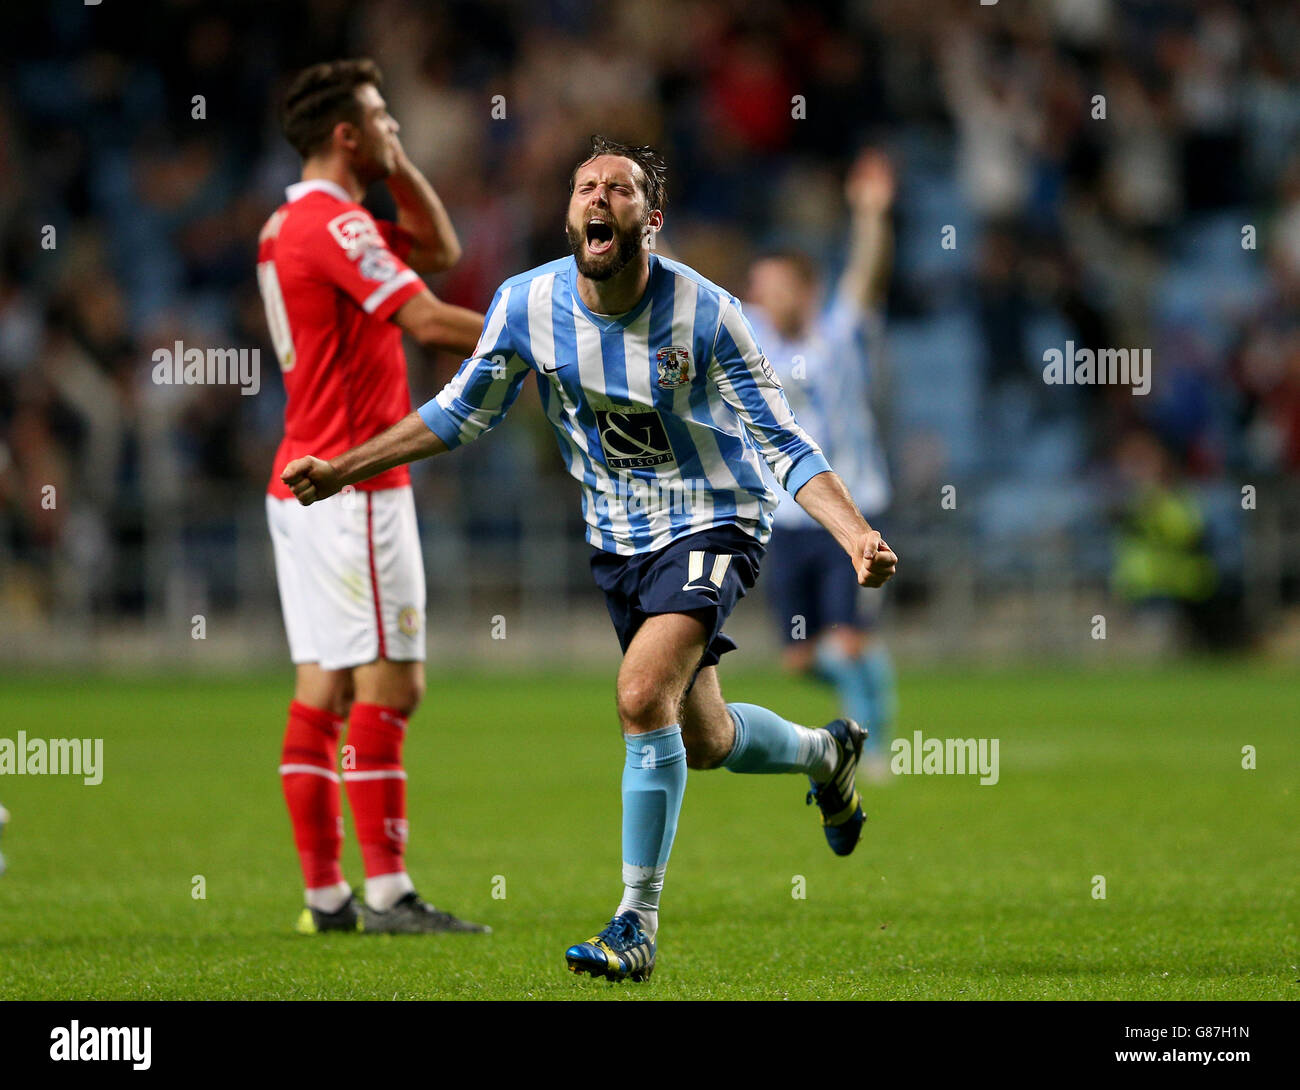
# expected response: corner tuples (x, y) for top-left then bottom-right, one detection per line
(566, 206), (648, 280)
(566, 155), (657, 282)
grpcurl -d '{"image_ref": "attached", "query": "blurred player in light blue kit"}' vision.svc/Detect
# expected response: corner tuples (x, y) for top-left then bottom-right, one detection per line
(746, 149), (898, 778)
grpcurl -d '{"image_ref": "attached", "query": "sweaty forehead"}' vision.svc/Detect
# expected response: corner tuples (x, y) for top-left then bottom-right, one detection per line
(574, 155), (643, 192)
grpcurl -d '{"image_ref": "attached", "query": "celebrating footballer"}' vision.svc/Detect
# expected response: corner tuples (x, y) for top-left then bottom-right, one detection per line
(282, 131), (897, 980)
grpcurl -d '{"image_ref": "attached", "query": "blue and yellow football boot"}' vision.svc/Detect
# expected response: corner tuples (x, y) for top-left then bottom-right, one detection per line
(806, 718), (868, 856)
(565, 911), (655, 982)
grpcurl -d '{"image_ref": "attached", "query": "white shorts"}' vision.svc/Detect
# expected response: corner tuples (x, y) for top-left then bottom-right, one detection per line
(266, 486), (426, 671)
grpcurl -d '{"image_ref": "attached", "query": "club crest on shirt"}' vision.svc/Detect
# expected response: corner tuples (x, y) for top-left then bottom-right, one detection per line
(327, 210), (385, 257)
(655, 345), (692, 389)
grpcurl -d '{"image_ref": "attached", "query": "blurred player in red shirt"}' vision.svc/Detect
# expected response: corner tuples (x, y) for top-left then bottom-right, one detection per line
(258, 58), (487, 934)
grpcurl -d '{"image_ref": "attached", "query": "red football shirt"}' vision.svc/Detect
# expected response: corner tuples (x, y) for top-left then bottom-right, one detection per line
(258, 179), (426, 498)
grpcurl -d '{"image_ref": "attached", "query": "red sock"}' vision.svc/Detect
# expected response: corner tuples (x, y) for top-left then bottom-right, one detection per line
(344, 703), (409, 878)
(279, 700), (345, 889)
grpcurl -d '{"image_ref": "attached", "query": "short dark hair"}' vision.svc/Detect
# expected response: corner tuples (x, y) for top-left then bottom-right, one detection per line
(754, 248), (820, 286)
(569, 135), (667, 213)
(281, 58), (383, 159)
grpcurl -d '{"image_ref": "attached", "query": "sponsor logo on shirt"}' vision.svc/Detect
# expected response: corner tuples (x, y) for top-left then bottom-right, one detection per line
(594, 406), (676, 469)
(327, 210), (386, 257)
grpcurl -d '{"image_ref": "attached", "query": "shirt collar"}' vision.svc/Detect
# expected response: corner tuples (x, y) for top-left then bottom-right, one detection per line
(285, 178), (354, 204)
(567, 254), (660, 332)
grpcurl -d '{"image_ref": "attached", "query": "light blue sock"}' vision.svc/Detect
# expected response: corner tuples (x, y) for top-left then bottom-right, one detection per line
(618, 725), (686, 938)
(722, 703), (836, 779)
(861, 645), (897, 748)
(814, 641), (875, 738)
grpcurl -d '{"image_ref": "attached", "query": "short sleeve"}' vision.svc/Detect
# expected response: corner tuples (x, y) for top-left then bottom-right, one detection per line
(307, 208), (424, 321)
(417, 283), (530, 449)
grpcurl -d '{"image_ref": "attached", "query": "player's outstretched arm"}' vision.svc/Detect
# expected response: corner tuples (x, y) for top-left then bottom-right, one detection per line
(793, 470), (898, 588)
(280, 411), (447, 506)
(838, 149), (895, 314)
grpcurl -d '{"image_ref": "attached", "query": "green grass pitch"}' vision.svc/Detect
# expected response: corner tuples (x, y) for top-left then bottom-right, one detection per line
(0, 663), (1294, 1000)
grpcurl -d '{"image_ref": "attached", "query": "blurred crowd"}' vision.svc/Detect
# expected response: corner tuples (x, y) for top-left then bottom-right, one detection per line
(2, 0), (1299, 635)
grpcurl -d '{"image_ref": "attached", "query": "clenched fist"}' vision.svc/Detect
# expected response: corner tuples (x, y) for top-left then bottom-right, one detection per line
(280, 456), (343, 506)
(855, 530), (898, 588)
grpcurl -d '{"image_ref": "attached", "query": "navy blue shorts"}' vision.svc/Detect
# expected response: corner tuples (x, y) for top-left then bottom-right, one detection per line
(764, 525), (879, 644)
(590, 525), (765, 670)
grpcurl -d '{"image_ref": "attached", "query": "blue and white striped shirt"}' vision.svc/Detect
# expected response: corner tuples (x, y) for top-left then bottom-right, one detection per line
(418, 254), (831, 555)
(747, 297), (891, 528)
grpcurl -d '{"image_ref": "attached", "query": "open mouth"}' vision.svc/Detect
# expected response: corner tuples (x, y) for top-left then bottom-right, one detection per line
(585, 218), (615, 256)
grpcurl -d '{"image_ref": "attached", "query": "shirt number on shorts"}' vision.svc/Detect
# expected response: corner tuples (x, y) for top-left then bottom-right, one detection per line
(681, 550), (733, 594)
